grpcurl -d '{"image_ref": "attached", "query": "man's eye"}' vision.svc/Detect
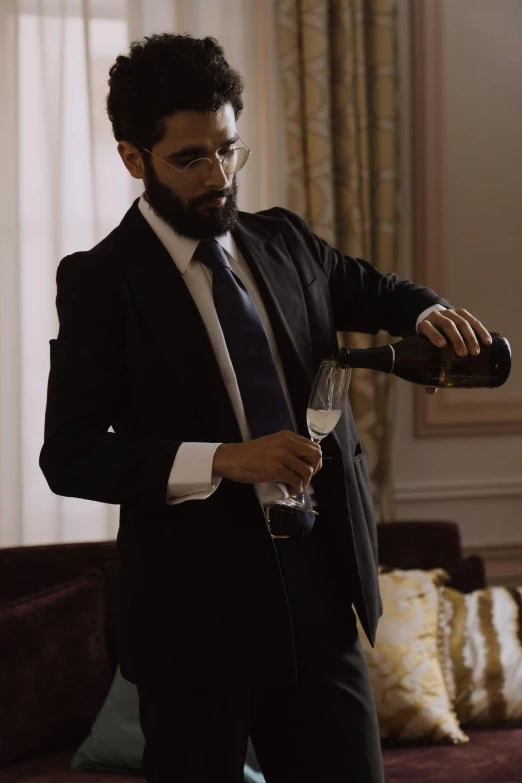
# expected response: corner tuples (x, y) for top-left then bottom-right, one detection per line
(176, 147), (234, 166)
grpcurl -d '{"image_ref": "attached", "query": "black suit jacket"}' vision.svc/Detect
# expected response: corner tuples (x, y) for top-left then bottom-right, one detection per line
(40, 199), (451, 688)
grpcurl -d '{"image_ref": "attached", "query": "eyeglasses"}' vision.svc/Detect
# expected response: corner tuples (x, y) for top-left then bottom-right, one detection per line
(141, 138), (251, 185)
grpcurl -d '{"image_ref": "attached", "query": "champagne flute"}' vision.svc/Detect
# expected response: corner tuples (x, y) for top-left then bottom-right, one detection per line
(274, 359), (353, 514)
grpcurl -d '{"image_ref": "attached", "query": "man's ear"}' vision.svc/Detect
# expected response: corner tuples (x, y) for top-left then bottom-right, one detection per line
(117, 141), (145, 179)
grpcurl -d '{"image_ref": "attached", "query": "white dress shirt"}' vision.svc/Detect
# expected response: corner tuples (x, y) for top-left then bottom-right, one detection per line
(137, 194), (445, 509)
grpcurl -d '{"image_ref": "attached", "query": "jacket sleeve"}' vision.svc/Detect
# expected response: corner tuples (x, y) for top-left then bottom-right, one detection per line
(39, 252), (181, 510)
(262, 207), (453, 338)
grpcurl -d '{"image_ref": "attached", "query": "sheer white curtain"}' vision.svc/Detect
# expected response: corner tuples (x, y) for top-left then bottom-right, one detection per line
(0, 0), (286, 547)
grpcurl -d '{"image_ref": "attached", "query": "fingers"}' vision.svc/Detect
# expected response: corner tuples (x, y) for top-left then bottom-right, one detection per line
(452, 309), (492, 347)
(282, 469), (303, 497)
(286, 430), (322, 448)
(419, 320), (448, 348)
(419, 309), (492, 357)
(311, 457), (323, 477)
(295, 442), (322, 478)
(272, 431), (322, 493)
(283, 431), (322, 462)
(281, 453), (315, 495)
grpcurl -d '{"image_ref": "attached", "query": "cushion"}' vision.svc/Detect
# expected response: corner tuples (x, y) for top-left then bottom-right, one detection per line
(71, 666), (144, 775)
(356, 566), (469, 745)
(71, 664), (265, 782)
(440, 585), (522, 727)
(0, 568), (113, 767)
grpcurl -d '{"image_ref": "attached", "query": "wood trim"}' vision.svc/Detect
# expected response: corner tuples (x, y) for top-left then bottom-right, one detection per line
(414, 386), (522, 437)
(395, 476), (522, 503)
(409, 0), (522, 437)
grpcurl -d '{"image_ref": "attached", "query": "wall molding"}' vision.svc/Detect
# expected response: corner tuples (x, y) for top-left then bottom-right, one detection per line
(410, 0), (522, 437)
(395, 476), (522, 503)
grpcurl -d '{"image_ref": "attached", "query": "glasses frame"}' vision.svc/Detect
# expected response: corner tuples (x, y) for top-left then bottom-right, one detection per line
(141, 137), (251, 184)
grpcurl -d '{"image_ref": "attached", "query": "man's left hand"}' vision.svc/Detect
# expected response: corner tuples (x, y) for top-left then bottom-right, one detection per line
(417, 308), (492, 395)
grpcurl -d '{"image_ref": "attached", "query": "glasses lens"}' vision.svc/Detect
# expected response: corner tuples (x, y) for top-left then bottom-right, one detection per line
(185, 159), (212, 184)
(223, 147), (249, 174)
(184, 148), (250, 183)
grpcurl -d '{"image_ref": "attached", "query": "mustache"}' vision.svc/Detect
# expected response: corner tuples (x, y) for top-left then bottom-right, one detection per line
(196, 190), (232, 205)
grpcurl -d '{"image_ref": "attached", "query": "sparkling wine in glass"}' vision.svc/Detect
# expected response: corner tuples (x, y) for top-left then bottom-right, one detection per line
(273, 359), (352, 515)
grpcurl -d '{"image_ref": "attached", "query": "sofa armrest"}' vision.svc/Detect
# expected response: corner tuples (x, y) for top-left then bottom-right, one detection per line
(0, 569), (113, 768)
(445, 555), (487, 593)
(377, 521), (487, 592)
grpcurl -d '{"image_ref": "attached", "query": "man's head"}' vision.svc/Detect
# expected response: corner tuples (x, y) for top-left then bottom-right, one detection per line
(107, 34), (246, 239)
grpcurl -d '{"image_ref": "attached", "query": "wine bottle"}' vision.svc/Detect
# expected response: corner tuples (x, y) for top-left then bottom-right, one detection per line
(333, 332), (511, 388)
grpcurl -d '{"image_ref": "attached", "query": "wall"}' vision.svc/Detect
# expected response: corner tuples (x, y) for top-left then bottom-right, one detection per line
(393, 0), (522, 585)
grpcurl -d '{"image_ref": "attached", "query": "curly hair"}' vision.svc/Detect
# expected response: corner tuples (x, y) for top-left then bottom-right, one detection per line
(106, 33), (244, 150)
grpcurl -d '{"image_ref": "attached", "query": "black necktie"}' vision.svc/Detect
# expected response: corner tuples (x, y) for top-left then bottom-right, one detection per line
(195, 238), (315, 534)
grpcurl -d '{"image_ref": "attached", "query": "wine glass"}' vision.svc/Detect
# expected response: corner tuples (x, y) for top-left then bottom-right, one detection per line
(273, 359), (353, 515)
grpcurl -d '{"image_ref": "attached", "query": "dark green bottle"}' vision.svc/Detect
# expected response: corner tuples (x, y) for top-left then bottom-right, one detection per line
(333, 332), (511, 388)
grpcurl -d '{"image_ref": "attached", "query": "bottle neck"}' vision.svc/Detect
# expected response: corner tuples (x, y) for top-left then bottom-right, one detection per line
(336, 344), (395, 372)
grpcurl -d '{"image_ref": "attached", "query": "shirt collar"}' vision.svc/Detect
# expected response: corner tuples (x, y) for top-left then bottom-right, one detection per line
(138, 193), (238, 275)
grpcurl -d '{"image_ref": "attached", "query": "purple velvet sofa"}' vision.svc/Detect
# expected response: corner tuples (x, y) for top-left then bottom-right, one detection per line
(1, 520), (521, 783)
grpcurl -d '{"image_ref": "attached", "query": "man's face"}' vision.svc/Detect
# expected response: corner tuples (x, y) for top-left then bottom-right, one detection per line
(142, 103), (240, 240)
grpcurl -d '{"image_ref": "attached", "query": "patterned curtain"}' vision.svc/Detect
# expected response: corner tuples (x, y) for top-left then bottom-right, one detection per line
(275, 0), (401, 521)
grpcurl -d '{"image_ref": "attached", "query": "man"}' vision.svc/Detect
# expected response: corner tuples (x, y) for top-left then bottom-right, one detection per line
(39, 33), (491, 783)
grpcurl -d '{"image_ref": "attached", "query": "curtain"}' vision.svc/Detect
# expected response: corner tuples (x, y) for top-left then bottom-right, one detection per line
(275, 0), (401, 520)
(0, 0), (131, 548)
(0, 0), (287, 547)
(0, 1), (22, 549)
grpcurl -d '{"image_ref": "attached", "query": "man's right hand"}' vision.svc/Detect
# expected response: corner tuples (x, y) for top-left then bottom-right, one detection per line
(212, 430), (323, 497)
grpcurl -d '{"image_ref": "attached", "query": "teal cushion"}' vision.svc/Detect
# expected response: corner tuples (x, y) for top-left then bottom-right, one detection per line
(71, 665), (265, 781)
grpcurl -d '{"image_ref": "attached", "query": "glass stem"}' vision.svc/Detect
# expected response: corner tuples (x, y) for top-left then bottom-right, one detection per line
(294, 437), (323, 505)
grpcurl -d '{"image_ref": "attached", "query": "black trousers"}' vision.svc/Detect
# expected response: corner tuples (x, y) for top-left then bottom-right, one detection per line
(137, 530), (385, 783)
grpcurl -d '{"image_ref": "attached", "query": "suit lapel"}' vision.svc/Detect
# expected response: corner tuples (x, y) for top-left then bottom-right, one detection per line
(119, 201), (243, 443)
(233, 217), (343, 459)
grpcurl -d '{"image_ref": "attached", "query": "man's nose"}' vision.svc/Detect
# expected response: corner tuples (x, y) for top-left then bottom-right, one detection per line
(204, 157), (230, 190)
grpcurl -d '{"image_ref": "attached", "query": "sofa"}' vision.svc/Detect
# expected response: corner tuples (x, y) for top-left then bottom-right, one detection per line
(1, 520), (521, 783)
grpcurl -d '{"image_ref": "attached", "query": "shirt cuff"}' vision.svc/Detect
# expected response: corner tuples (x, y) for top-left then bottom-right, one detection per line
(416, 304), (447, 332)
(166, 442), (223, 505)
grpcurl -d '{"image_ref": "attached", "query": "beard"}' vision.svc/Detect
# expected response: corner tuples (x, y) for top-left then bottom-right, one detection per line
(142, 159), (239, 240)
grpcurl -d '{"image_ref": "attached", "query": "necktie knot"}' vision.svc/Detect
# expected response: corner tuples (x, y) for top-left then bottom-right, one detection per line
(195, 238), (230, 274)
